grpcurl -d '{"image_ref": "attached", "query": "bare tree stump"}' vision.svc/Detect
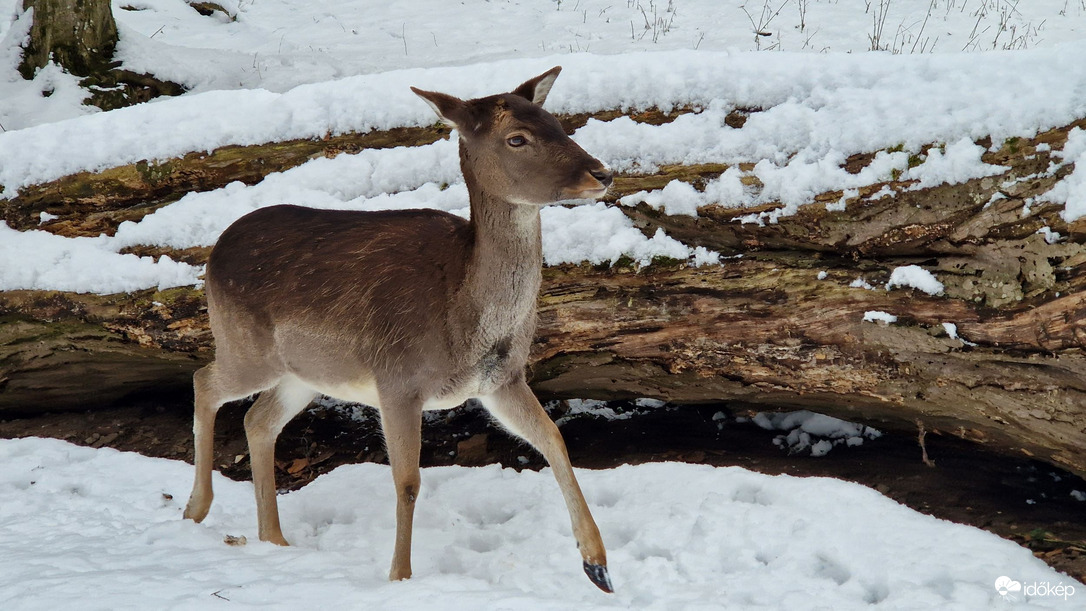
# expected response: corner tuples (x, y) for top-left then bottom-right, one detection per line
(18, 0), (118, 79)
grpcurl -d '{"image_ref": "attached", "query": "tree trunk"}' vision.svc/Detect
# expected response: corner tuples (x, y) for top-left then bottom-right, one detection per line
(18, 0), (118, 79)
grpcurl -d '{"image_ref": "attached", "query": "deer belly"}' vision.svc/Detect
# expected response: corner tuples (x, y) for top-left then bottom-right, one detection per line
(309, 379), (382, 408)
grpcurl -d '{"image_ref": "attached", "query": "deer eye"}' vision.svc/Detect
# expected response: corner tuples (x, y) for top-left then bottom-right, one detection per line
(506, 135), (528, 147)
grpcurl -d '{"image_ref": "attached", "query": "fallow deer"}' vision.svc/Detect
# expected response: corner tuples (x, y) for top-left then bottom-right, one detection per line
(182, 67), (614, 592)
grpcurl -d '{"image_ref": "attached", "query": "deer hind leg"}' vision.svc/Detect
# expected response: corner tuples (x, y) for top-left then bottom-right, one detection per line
(184, 362), (273, 523)
(479, 379), (612, 593)
(377, 395), (423, 581)
(243, 375), (317, 546)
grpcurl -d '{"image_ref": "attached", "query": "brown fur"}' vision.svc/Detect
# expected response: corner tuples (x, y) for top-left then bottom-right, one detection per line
(182, 67), (615, 592)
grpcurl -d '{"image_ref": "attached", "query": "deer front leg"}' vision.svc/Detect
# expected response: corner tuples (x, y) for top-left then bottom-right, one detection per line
(480, 380), (612, 593)
(378, 398), (423, 581)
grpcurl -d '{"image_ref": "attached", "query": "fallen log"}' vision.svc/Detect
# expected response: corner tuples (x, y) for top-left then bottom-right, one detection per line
(1, 116), (1084, 480)
(2, 105), (705, 236)
(2, 257), (1084, 476)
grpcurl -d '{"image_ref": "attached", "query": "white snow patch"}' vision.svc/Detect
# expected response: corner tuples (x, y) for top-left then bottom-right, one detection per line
(691, 246), (721, 267)
(850, 277), (876, 290)
(621, 179), (704, 217)
(541, 203), (692, 267)
(907, 138), (1008, 189)
(826, 188), (858, 212)
(0, 223), (202, 293)
(1045, 128), (1086, 222)
(552, 398), (668, 427)
(943, 322), (960, 340)
(887, 265), (944, 295)
(863, 311), (898, 324)
(1037, 226), (1063, 244)
(554, 398), (633, 425)
(867, 184), (897, 201)
(754, 410), (881, 457)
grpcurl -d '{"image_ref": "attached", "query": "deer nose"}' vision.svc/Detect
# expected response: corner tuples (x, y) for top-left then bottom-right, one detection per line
(590, 168), (613, 188)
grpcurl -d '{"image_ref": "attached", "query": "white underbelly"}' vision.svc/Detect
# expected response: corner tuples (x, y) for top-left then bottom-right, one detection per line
(306, 377), (484, 412)
(309, 379), (382, 408)
(421, 391), (473, 411)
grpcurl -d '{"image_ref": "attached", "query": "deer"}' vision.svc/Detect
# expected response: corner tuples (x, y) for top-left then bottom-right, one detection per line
(181, 67), (615, 593)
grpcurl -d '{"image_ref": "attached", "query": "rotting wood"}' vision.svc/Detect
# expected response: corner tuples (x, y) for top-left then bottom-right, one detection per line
(2, 255), (1085, 478)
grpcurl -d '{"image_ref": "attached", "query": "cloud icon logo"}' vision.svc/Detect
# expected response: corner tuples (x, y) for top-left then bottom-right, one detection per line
(995, 576), (1022, 599)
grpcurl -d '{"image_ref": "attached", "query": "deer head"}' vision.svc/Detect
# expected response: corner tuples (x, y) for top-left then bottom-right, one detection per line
(411, 67), (612, 207)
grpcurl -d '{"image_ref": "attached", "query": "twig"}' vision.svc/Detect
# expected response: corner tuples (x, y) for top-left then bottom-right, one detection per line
(693, 31), (706, 50)
(402, 23), (408, 56)
(917, 419), (936, 467)
(740, 0), (790, 50)
(910, 0), (936, 54)
(868, 0), (891, 51)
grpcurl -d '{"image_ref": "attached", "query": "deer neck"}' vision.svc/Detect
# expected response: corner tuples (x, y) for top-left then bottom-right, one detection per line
(458, 152), (543, 337)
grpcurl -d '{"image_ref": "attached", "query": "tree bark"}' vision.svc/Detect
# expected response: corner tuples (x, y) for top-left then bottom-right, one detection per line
(18, 0), (118, 79)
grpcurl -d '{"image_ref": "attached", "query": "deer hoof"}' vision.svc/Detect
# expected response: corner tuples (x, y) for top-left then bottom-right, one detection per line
(582, 561), (614, 593)
(182, 502), (208, 523)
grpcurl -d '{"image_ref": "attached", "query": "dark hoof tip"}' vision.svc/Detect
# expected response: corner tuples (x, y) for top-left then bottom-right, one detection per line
(583, 561), (614, 593)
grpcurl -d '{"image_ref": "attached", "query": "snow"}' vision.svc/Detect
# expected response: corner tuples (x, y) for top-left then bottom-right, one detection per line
(850, 278), (876, 290)
(908, 137), (1007, 189)
(753, 410), (882, 457)
(0, 223), (201, 293)
(551, 398), (671, 427)
(0, 436), (1077, 609)
(943, 322), (961, 340)
(7, 44), (1084, 200)
(887, 265), (945, 295)
(863, 311), (898, 324)
(541, 203), (696, 267)
(1046, 128), (1086, 222)
(1037, 226), (1064, 244)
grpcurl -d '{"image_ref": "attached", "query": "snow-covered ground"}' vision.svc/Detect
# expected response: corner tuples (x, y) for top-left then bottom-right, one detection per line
(1, 1), (1085, 607)
(1, 436), (1078, 609)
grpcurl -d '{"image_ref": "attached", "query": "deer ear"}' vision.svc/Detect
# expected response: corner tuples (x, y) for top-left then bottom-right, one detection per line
(511, 66), (562, 106)
(411, 87), (469, 130)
